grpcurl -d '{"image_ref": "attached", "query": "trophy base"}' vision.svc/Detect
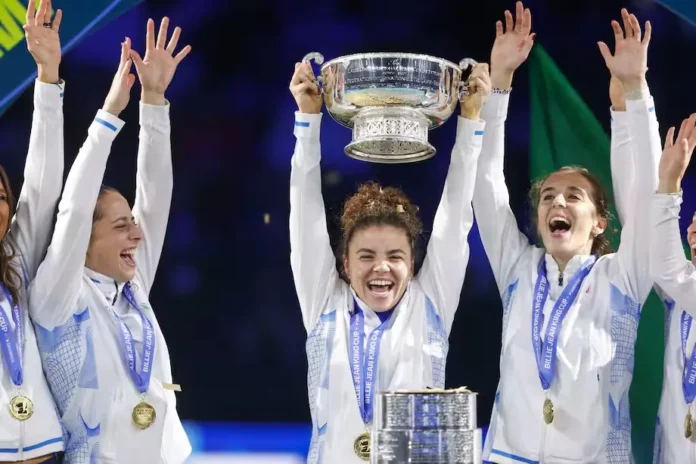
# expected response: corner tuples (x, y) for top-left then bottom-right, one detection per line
(372, 428), (482, 463)
(346, 107), (435, 163)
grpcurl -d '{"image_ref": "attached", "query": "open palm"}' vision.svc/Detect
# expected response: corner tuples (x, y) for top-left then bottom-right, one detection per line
(130, 17), (192, 96)
(490, 1), (535, 75)
(659, 114), (696, 192)
(24, 0), (62, 70)
(598, 9), (651, 85)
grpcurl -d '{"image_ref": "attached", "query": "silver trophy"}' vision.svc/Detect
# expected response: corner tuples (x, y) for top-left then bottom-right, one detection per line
(372, 387), (482, 463)
(301, 52), (477, 163)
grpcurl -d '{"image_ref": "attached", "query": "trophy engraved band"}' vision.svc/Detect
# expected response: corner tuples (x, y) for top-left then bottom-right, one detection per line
(301, 52), (477, 163)
(372, 388), (482, 463)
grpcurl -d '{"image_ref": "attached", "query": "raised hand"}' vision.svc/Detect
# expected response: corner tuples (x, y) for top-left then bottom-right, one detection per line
(102, 38), (137, 117)
(598, 9), (651, 92)
(490, 1), (535, 88)
(24, 0), (63, 83)
(658, 114), (696, 194)
(460, 63), (491, 120)
(129, 17), (192, 105)
(289, 62), (322, 114)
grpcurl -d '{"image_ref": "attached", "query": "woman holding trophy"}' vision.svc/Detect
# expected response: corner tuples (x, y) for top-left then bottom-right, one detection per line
(288, 57), (488, 461)
(474, 2), (660, 462)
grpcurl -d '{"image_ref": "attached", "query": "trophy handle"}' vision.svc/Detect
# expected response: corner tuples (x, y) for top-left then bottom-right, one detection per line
(301, 52), (325, 94)
(302, 52), (324, 65)
(458, 58), (478, 97)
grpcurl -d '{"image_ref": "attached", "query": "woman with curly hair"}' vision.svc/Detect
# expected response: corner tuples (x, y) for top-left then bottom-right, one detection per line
(288, 59), (489, 463)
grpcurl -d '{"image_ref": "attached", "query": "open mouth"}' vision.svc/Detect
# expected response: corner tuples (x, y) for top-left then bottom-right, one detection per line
(548, 215), (571, 238)
(367, 279), (394, 297)
(120, 249), (136, 267)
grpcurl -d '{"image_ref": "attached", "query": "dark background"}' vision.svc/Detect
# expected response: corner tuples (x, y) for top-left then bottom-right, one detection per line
(1, 0), (694, 430)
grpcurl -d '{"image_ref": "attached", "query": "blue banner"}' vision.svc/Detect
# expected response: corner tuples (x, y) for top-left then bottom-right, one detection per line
(658, 0), (696, 26)
(0, 0), (144, 115)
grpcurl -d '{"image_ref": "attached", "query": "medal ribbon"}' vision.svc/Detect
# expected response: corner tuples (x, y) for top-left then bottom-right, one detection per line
(350, 300), (393, 425)
(113, 283), (156, 394)
(0, 284), (22, 386)
(532, 255), (596, 391)
(680, 311), (696, 405)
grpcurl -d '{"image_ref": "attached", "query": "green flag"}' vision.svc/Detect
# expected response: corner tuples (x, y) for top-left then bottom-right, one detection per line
(528, 44), (664, 463)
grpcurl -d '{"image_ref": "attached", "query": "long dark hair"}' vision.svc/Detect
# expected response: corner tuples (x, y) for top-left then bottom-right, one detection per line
(0, 165), (21, 306)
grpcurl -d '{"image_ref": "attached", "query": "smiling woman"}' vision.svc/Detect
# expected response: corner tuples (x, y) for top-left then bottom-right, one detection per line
(288, 59), (490, 462)
(474, 3), (661, 463)
(339, 183), (421, 312)
(530, 166), (614, 268)
(27, 19), (193, 463)
(86, 185), (143, 282)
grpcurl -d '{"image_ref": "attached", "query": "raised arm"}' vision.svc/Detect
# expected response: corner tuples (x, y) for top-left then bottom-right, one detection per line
(10, 0), (65, 280)
(609, 77), (633, 225)
(289, 61), (338, 332)
(599, 11), (657, 303)
(609, 74), (661, 226)
(417, 64), (487, 334)
(650, 116), (696, 314)
(128, 17), (191, 294)
(472, 2), (535, 291)
(29, 40), (135, 330)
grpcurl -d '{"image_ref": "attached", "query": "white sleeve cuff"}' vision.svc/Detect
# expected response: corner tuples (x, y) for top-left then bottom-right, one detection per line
(33, 79), (64, 109)
(481, 93), (509, 121)
(91, 110), (125, 137)
(294, 112), (322, 139)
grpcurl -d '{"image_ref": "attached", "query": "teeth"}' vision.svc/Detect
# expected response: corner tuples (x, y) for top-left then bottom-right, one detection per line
(368, 280), (393, 286)
(549, 216), (569, 226)
(120, 250), (135, 257)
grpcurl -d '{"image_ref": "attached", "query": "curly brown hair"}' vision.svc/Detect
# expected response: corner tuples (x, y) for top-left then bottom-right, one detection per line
(0, 165), (22, 306)
(339, 182), (423, 259)
(529, 166), (614, 256)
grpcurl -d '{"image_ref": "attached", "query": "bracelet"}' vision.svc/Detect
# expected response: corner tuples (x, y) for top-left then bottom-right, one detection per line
(491, 87), (512, 95)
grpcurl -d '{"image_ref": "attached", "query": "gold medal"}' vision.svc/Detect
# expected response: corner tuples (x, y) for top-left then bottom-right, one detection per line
(353, 432), (370, 461)
(686, 410), (694, 439)
(543, 398), (554, 424)
(132, 401), (156, 430)
(9, 395), (33, 421)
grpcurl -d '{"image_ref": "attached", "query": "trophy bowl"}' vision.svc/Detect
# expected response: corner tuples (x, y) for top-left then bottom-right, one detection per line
(302, 52), (477, 163)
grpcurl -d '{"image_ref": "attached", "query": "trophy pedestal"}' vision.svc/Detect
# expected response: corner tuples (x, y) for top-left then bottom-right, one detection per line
(346, 107), (435, 163)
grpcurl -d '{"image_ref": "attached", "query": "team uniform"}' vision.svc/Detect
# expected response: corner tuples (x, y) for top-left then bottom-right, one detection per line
(475, 92), (659, 463)
(28, 103), (190, 463)
(290, 111), (484, 463)
(648, 162), (696, 462)
(0, 80), (66, 462)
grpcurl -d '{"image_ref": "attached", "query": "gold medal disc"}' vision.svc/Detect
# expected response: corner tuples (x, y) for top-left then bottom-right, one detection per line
(543, 398), (554, 425)
(132, 401), (156, 430)
(686, 410), (694, 439)
(353, 432), (370, 461)
(9, 395), (33, 421)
